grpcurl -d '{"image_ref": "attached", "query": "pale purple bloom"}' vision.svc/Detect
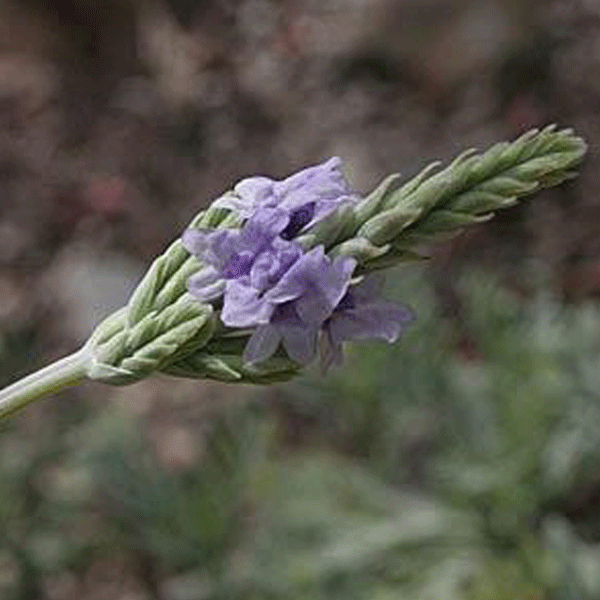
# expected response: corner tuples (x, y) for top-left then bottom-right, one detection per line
(241, 246), (357, 365)
(242, 305), (321, 365)
(248, 240), (303, 291)
(183, 207), (288, 275)
(321, 275), (414, 370)
(264, 245), (356, 324)
(212, 157), (359, 238)
(183, 160), (412, 370)
(182, 207), (302, 301)
(220, 278), (274, 327)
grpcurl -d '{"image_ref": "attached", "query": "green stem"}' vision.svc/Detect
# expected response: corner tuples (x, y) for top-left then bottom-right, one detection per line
(0, 349), (89, 419)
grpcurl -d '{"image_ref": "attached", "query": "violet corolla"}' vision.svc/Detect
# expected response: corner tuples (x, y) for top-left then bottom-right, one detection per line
(182, 158), (412, 369)
(239, 246), (358, 365)
(321, 275), (414, 370)
(212, 156), (359, 238)
(182, 206), (302, 303)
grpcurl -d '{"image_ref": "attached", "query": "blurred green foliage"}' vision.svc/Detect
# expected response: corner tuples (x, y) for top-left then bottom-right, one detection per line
(5, 266), (600, 598)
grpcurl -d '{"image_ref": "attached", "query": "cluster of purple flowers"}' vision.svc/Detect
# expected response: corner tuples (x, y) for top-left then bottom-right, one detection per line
(182, 157), (412, 369)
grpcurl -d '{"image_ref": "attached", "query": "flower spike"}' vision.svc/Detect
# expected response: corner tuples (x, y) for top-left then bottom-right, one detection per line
(0, 126), (587, 418)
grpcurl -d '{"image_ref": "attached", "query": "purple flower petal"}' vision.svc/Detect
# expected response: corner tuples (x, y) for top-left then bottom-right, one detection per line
(318, 275), (414, 370)
(320, 328), (344, 371)
(274, 158), (358, 233)
(183, 228), (238, 271)
(280, 202), (316, 240)
(221, 251), (254, 278)
(183, 207), (293, 304)
(184, 160), (415, 371)
(249, 241), (302, 291)
(181, 228), (215, 262)
(238, 207), (289, 251)
(188, 265), (220, 287)
(243, 302), (320, 365)
(243, 324), (282, 365)
(281, 324), (319, 364)
(270, 300), (304, 327)
(237, 248), (356, 365)
(232, 176), (274, 212)
(265, 246), (356, 322)
(208, 158), (358, 237)
(221, 279), (274, 327)
(188, 266), (225, 301)
(327, 302), (414, 345)
(211, 178), (275, 216)
(192, 279), (227, 302)
(248, 251), (277, 291)
(273, 157), (345, 200)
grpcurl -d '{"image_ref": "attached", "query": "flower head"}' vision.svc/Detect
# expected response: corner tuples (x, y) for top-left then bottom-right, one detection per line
(182, 207), (302, 301)
(241, 246), (357, 365)
(212, 157), (359, 237)
(216, 242), (353, 331)
(182, 159), (411, 370)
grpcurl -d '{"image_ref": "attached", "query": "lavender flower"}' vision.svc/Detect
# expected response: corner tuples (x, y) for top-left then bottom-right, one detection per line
(239, 261), (413, 369)
(212, 157), (359, 238)
(182, 206), (301, 302)
(183, 162), (411, 370)
(321, 275), (414, 370)
(241, 246), (357, 364)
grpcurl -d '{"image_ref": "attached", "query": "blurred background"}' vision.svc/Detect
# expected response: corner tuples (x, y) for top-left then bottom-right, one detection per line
(2, 0), (600, 598)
